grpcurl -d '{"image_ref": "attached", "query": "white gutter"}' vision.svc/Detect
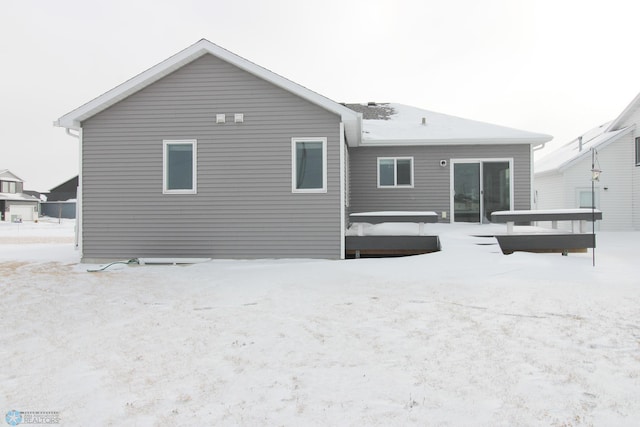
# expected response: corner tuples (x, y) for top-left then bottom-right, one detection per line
(532, 140), (548, 152)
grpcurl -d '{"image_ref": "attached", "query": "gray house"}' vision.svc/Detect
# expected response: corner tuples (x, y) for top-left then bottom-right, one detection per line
(55, 39), (551, 262)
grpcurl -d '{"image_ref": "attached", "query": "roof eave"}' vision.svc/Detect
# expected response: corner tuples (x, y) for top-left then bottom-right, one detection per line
(533, 168), (561, 177)
(54, 39), (362, 144)
(536, 125), (634, 174)
(360, 136), (552, 146)
(606, 91), (640, 132)
(558, 128), (634, 172)
(0, 170), (25, 183)
(55, 43), (211, 129)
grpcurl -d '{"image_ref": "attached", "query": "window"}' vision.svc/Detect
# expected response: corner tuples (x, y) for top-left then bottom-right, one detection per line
(578, 188), (598, 208)
(163, 140), (197, 194)
(378, 157), (414, 188)
(636, 137), (640, 165)
(292, 138), (327, 193)
(1, 181), (16, 193)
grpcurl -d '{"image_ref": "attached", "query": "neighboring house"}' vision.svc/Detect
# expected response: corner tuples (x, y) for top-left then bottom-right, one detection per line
(41, 176), (78, 219)
(0, 170), (40, 222)
(46, 175), (78, 201)
(535, 92), (640, 230)
(55, 39), (551, 262)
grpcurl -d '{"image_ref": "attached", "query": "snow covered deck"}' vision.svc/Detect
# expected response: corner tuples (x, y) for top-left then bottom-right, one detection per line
(345, 209), (604, 257)
(490, 209), (603, 254)
(346, 211), (440, 258)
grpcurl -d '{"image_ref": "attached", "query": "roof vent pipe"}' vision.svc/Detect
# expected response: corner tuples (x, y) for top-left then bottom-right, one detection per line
(578, 136), (583, 152)
(367, 102), (377, 106)
(421, 117), (427, 125)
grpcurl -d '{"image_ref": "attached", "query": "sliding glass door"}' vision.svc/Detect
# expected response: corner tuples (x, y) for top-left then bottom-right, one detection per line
(452, 160), (512, 223)
(453, 163), (481, 222)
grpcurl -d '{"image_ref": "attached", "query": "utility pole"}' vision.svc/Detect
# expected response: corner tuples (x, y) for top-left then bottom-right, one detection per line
(591, 148), (601, 267)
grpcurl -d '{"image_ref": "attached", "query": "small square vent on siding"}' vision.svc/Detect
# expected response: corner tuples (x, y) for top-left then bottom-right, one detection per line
(234, 113), (244, 123)
(216, 114), (226, 124)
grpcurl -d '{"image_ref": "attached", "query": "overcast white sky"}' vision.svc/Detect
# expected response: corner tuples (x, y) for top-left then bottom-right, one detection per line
(2, 0), (640, 191)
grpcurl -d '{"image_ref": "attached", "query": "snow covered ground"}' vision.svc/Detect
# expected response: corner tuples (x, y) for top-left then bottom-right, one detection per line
(1, 219), (639, 426)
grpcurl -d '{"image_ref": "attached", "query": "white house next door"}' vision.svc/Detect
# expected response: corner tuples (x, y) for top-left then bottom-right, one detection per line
(452, 159), (513, 223)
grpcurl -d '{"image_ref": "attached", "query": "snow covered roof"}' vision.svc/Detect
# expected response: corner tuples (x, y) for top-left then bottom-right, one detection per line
(535, 122), (634, 175)
(55, 39), (362, 146)
(55, 39), (551, 149)
(0, 192), (39, 202)
(345, 103), (552, 146)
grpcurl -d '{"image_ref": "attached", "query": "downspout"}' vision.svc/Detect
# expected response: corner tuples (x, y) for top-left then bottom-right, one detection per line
(64, 127), (83, 255)
(531, 140), (549, 209)
(530, 144), (537, 209)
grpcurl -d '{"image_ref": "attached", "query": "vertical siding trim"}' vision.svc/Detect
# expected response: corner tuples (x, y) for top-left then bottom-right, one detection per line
(448, 160), (454, 220)
(77, 128), (84, 257)
(339, 122), (345, 259)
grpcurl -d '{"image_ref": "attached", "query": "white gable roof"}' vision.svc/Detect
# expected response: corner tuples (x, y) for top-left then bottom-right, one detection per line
(0, 169), (24, 182)
(607, 91), (640, 132)
(535, 122), (634, 175)
(55, 39), (362, 146)
(356, 103), (552, 146)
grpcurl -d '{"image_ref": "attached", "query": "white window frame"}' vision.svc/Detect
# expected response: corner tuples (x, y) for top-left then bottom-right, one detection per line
(1, 181), (17, 193)
(449, 158), (514, 223)
(377, 157), (414, 188)
(635, 137), (640, 166)
(291, 137), (327, 193)
(163, 139), (197, 195)
(577, 187), (599, 209)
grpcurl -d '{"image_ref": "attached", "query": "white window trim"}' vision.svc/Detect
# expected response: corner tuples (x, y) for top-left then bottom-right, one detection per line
(291, 137), (327, 193)
(163, 139), (197, 194)
(576, 187), (599, 209)
(635, 137), (640, 166)
(377, 157), (414, 188)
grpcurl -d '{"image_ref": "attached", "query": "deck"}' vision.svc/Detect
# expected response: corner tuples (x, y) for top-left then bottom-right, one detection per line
(491, 209), (603, 254)
(346, 212), (440, 258)
(345, 209), (603, 258)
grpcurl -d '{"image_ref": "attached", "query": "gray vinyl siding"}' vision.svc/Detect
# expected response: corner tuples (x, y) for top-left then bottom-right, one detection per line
(81, 53), (342, 261)
(349, 144), (532, 220)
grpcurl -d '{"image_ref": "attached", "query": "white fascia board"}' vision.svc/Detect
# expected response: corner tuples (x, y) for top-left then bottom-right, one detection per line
(555, 125), (634, 173)
(606, 91), (640, 132)
(0, 170), (25, 182)
(533, 168), (561, 178)
(360, 136), (552, 147)
(55, 39), (362, 144)
(55, 44), (210, 129)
